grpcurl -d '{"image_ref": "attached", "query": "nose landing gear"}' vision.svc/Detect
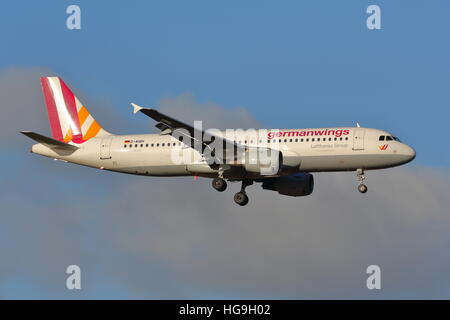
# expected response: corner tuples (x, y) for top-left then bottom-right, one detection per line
(356, 168), (368, 194)
(358, 183), (368, 193)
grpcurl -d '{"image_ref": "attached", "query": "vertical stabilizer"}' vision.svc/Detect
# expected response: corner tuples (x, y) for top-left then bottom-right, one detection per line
(40, 77), (110, 143)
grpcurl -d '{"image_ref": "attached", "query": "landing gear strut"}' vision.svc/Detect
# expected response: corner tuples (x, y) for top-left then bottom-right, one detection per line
(356, 168), (368, 194)
(212, 177), (227, 192)
(234, 179), (253, 206)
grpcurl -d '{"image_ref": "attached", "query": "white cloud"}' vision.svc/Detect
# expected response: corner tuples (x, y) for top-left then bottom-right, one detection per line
(159, 93), (261, 130)
(93, 167), (450, 298)
(1, 67), (450, 299)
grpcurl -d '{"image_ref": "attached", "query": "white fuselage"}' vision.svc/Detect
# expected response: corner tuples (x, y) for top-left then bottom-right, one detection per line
(31, 127), (416, 178)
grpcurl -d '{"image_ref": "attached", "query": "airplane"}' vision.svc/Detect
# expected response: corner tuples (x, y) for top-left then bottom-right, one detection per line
(21, 77), (416, 206)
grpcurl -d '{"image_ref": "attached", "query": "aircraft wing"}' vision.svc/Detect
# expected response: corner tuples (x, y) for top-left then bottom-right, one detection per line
(131, 103), (244, 167)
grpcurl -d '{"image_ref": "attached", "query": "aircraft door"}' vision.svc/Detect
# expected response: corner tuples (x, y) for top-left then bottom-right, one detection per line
(100, 137), (113, 159)
(352, 129), (365, 151)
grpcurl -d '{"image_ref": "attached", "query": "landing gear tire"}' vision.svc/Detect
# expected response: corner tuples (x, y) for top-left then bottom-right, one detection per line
(212, 178), (227, 192)
(358, 184), (368, 194)
(356, 168), (368, 194)
(234, 192), (249, 206)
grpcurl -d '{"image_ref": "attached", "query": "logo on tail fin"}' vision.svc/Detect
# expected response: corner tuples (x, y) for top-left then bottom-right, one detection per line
(40, 77), (108, 143)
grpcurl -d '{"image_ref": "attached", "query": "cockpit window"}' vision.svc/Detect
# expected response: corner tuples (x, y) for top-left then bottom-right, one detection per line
(379, 135), (400, 142)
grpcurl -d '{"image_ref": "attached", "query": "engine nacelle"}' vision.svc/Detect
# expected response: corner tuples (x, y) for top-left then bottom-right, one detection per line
(262, 173), (314, 197)
(243, 147), (283, 176)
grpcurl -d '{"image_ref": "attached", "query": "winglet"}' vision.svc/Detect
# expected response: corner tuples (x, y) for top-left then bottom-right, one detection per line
(131, 103), (143, 114)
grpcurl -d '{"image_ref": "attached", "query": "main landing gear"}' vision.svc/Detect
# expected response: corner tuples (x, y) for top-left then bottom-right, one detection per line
(356, 168), (368, 194)
(212, 177), (227, 192)
(212, 177), (253, 206)
(233, 179), (253, 206)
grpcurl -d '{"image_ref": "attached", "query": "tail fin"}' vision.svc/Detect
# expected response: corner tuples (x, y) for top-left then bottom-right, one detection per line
(40, 77), (110, 144)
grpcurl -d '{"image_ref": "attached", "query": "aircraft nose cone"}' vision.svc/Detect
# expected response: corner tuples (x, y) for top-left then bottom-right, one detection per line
(404, 145), (416, 162)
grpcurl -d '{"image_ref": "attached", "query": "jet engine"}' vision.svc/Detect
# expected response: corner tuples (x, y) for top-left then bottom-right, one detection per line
(262, 173), (314, 196)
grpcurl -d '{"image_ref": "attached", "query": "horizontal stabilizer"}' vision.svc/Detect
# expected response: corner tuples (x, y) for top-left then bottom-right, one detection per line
(20, 131), (79, 151)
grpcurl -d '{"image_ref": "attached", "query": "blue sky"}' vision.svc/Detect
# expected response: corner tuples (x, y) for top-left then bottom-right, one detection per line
(1, 0), (449, 166)
(1, 1), (450, 299)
